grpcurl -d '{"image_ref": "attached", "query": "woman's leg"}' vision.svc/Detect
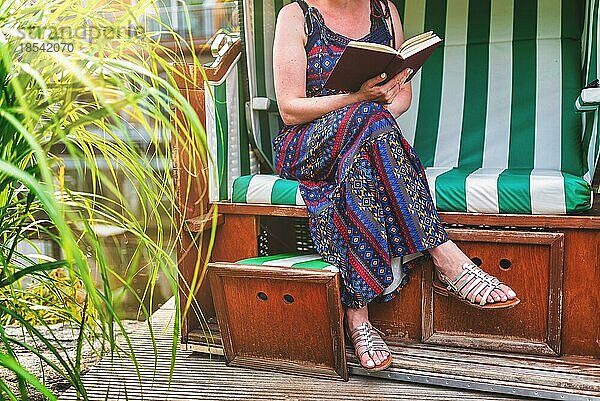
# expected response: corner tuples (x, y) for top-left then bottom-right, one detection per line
(429, 240), (518, 304)
(346, 239), (519, 370)
(345, 306), (390, 368)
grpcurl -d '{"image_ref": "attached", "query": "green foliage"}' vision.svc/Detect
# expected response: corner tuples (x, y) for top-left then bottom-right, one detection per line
(0, 0), (210, 398)
(0, 268), (89, 326)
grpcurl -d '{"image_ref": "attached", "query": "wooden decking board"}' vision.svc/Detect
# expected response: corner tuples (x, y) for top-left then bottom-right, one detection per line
(183, 326), (600, 396)
(179, 333), (600, 400)
(393, 342), (600, 371)
(60, 299), (527, 401)
(361, 349), (600, 391)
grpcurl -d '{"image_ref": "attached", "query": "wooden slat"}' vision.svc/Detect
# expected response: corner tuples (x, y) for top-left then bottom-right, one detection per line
(213, 202), (600, 229)
(184, 212), (224, 232)
(183, 326), (600, 401)
(60, 299), (527, 401)
(215, 202), (310, 218)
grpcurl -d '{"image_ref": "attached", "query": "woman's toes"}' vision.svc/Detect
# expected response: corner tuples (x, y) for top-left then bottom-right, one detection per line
(473, 288), (492, 303)
(491, 289), (503, 302)
(370, 351), (381, 366)
(361, 354), (375, 368)
(474, 291), (491, 304)
(500, 284), (517, 299)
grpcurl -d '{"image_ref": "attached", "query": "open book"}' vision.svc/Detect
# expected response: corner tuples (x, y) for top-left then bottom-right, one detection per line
(324, 31), (443, 92)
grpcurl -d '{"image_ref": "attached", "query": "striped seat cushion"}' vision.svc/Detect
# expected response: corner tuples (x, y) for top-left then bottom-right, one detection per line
(581, 1), (600, 183)
(232, 174), (304, 205)
(232, 171), (592, 214)
(237, 253), (417, 296)
(426, 168), (592, 214)
(237, 253), (338, 272)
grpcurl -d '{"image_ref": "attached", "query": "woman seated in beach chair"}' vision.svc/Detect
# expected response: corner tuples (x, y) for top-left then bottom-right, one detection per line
(272, 0), (519, 372)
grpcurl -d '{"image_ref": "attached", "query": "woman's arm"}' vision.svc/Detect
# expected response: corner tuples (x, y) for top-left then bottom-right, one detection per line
(273, 3), (401, 126)
(383, 2), (413, 119)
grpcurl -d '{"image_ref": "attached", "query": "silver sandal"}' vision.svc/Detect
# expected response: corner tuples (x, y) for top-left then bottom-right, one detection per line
(433, 262), (520, 309)
(347, 321), (393, 371)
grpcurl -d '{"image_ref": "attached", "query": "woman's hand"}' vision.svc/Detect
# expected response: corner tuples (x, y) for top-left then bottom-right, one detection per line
(383, 68), (413, 118)
(355, 68), (412, 104)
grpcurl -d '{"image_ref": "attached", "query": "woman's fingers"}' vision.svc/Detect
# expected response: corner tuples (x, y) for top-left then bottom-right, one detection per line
(358, 69), (413, 102)
(365, 72), (388, 88)
(402, 68), (414, 82)
(389, 68), (413, 88)
(379, 68), (412, 95)
(385, 84), (400, 103)
(379, 75), (399, 92)
(356, 72), (388, 101)
(376, 78), (401, 103)
(380, 68), (413, 103)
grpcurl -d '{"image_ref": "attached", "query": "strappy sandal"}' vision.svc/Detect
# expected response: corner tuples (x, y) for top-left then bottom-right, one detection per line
(433, 262), (521, 309)
(346, 321), (393, 371)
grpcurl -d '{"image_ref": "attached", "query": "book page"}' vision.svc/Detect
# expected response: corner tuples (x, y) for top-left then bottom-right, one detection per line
(399, 36), (442, 59)
(398, 31), (435, 52)
(347, 41), (397, 54)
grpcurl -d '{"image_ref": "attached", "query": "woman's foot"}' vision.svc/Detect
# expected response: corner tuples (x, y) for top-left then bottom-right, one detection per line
(345, 306), (391, 369)
(428, 240), (518, 305)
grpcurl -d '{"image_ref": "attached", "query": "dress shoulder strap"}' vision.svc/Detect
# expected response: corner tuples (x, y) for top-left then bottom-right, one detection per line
(296, 0), (309, 13)
(295, 0), (314, 36)
(372, 0), (396, 49)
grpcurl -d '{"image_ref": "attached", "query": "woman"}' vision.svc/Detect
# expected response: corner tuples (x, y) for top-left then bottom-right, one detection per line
(272, 0), (519, 372)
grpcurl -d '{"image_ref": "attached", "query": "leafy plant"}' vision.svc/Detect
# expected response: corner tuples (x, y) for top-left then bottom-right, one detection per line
(0, 0), (211, 398)
(1, 268), (87, 326)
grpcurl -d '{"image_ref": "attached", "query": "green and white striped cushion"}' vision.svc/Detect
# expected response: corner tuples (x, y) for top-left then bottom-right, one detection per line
(396, 0), (584, 176)
(204, 54), (259, 202)
(232, 174), (305, 205)
(232, 171), (592, 214)
(426, 168), (592, 214)
(237, 253), (414, 296)
(237, 253), (338, 272)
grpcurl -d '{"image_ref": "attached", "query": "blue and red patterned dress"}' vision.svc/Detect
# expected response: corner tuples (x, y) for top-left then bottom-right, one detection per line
(273, 0), (448, 309)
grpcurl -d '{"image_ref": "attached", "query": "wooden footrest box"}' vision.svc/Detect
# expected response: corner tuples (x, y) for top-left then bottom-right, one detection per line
(419, 228), (566, 355)
(207, 262), (348, 380)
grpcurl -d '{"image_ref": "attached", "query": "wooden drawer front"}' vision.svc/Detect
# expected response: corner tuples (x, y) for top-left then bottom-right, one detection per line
(208, 263), (348, 380)
(423, 229), (564, 356)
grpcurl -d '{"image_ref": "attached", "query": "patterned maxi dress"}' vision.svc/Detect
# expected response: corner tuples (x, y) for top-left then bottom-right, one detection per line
(273, 0), (449, 309)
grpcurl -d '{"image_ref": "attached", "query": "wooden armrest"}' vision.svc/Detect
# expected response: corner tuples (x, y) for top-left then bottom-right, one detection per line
(173, 40), (241, 90)
(251, 97), (279, 112)
(575, 87), (600, 112)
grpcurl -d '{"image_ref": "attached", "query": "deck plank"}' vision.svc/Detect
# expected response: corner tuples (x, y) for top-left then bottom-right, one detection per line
(60, 299), (526, 401)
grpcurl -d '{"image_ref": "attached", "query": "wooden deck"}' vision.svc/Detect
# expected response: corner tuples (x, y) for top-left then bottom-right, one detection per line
(60, 298), (531, 401)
